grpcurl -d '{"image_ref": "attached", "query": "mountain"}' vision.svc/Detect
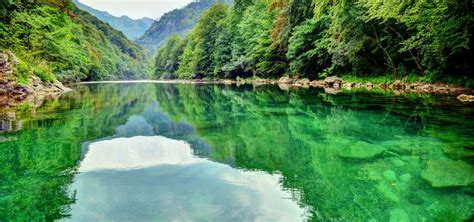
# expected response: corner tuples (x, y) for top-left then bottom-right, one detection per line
(0, 0), (150, 83)
(136, 0), (233, 55)
(73, 0), (155, 40)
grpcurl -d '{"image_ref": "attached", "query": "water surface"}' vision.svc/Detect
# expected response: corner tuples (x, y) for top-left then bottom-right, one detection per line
(0, 83), (473, 221)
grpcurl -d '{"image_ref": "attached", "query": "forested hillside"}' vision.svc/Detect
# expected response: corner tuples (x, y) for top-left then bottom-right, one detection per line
(136, 0), (233, 54)
(0, 0), (150, 83)
(73, 0), (154, 40)
(155, 0), (473, 86)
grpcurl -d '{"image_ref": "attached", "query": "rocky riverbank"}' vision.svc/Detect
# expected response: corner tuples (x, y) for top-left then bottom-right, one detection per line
(0, 52), (70, 107)
(215, 76), (474, 101)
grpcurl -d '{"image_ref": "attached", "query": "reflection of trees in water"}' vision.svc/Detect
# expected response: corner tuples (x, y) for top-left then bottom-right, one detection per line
(1, 83), (472, 221)
(153, 84), (474, 221)
(0, 84), (154, 221)
(0, 112), (21, 133)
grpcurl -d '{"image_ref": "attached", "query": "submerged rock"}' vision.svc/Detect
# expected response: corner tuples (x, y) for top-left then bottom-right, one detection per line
(376, 183), (400, 203)
(406, 192), (424, 205)
(421, 160), (474, 188)
(442, 142), (474, 160)
(339, 141), (386, 160)
(383, 170), (397, 181)
(389, 209), (409, 222)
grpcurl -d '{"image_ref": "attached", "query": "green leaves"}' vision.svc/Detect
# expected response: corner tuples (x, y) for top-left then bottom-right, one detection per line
(0, 0), (150, 83)
(155, 0), (472, 84)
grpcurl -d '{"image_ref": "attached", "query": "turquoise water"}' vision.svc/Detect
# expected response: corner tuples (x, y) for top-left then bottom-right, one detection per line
(0, 83), (473, 221)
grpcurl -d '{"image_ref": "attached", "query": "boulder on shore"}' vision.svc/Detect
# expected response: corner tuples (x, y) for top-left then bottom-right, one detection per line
(324, 76), (343, 88)
(278, 76), (293, 84)
(457, 94), (474, 102)
(161, 73), (177, 80)
(297, 78), (310, 86)
(310, 80), (324, 87)
(421, 159), (474, 188)
(342, 82), (354, 90)
(190, 73), (204, 80)
(392, 80), (405, 90)
(364, 82), (374, 89)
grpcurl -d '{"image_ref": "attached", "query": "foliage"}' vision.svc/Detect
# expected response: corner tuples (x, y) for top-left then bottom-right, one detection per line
(136, 0), (233, 55)
(0, 0), (150, 83)
(155, 0), (473, 85)
(153, 34), (185, 78)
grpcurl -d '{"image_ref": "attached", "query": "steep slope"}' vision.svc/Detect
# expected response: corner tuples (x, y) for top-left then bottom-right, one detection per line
(136, 0), (233, 55)
(73, 0), (154, 40)
(0, 0), (150, 85)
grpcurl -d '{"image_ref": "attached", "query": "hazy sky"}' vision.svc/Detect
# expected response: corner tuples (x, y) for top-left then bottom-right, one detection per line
(78, 0), (194, 20)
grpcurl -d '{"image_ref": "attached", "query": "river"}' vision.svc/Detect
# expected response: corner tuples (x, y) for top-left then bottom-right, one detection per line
(0, 82), (473, 221)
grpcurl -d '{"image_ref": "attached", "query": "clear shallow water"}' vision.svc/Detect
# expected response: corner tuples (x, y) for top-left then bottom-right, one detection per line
(0, 83), (473, 221)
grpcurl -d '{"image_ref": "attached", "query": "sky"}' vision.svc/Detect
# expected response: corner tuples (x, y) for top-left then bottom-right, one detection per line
(78, 0), (194, 20)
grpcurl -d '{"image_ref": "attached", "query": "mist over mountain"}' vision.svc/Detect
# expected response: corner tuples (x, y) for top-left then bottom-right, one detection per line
(136, 0), (233, 55)
(73, 0), (155, 40)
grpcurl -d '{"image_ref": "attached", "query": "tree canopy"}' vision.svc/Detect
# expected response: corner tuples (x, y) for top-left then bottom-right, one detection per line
(0, 0), (150, 83)
(154, 0), (473, 86)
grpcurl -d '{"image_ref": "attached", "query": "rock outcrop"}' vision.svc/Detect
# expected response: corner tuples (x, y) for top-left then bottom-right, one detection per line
(0, 52), (70, 107)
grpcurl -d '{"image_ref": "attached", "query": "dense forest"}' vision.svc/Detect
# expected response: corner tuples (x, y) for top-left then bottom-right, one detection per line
(136, 0), (233, 55)
(0, 0), (150, 84)
(72, 0), (155, 40)
(155, 0), (473, 86)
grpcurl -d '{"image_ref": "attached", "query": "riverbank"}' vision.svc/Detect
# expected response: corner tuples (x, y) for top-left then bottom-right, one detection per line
(211, 76), (474, 100)
(78, 77), (474, 101)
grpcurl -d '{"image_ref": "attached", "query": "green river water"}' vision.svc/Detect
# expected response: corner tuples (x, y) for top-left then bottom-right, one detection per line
(0, 83), (473, 221)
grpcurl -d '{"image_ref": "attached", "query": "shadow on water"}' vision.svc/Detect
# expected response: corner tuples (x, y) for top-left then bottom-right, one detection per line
(0, 83), (473, 221)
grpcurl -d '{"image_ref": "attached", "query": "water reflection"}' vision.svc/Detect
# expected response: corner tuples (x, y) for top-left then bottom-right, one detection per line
(0, 112), (21, 133)
(68, 136), (307, 221)
(1, 83), (473, 221)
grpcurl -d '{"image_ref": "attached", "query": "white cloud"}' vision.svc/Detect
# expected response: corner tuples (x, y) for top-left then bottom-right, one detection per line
(78, 0), (194, 19)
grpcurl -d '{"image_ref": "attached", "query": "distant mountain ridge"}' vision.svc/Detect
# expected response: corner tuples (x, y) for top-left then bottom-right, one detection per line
(73, 0), (155, 40)
(136, 0), (233, 55)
